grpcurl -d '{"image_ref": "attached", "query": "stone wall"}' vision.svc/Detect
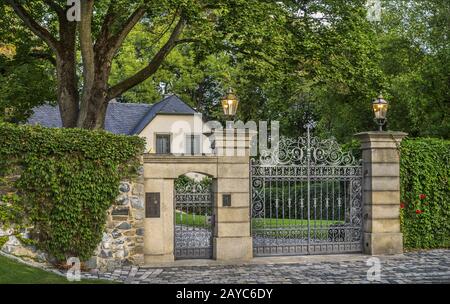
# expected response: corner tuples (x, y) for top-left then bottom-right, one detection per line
(0, 227), (48, 263)
(0, 166), (145, 272)
(92, 166), (145, 271)
(0, 166), (49, 264)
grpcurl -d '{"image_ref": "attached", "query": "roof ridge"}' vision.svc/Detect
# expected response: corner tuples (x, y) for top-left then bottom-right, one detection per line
(158, 98), (172, 112)
(111, 102), (152, 107)
(130, 94), (197, 135)
(129, 104), (160, 135)
(159, 94), (198, 113)
(152, 95), (171, 107)
(35, 102), (152, 108)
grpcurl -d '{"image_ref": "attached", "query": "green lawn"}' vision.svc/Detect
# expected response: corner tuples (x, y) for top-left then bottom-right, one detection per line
(252, 218), (344, 228)
(176, 211), (212, 228)
(0, 255), (116, 284)
(175, 210), (344, 229)
(253, 218), (347, 239)
(176, 212), (350, 241)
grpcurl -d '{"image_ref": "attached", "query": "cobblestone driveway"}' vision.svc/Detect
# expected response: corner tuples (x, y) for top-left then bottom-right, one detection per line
(83, 250), (450, 284)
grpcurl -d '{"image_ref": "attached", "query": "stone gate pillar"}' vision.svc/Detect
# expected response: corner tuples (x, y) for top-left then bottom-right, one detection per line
(143, 177), (175, 263)
(213, 129), (255, 260)
(355, 131), (407, 255)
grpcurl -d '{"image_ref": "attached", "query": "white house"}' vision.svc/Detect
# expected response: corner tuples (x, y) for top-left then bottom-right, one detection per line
(27, 95), (214, 155)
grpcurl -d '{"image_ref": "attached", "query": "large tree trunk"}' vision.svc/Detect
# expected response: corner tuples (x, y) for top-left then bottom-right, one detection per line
(8, 1), (186, 130)
(56, 51), (79, 128)
(77, 94), (109, 129)
(77, 12), (113, 131)
(6, 0), (79, 128)
(56, 18), (79, 128)
(76, 0), (108, 130)
(76, 61), (111, 130)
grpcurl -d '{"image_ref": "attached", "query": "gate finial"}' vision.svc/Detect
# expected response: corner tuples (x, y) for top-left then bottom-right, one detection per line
(303, 119), (317, 131)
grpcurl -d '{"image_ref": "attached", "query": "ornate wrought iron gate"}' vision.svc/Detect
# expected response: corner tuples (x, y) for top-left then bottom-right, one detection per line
(174, 180), (214, 259)
(251, 126), (363, 256)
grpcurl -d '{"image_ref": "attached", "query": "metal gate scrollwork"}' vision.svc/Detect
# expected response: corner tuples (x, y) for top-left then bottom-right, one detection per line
(174, 179), (214, 259)
(251, 125), (363, 256)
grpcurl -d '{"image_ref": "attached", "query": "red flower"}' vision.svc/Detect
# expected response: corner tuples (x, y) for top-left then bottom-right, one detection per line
(419, 194), (426, 200)
(415, 209), (423, 214)
(400, 202), (405, 209)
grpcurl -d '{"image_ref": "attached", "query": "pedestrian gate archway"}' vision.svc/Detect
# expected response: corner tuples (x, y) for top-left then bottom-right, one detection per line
(174, 176), (214, 259)
(251, 130), (363, 256)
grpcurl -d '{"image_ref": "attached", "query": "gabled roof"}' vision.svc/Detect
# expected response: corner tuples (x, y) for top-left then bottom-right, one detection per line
(104, 102), (152, 135)
(131, 94), (197, 134)
(26, 95), (198, 135)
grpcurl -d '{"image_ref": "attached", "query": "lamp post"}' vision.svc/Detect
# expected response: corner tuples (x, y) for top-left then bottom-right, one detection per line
(221, 87), (239, 128)
(214, 88), (239, 155)
(372, 93), (388, 131)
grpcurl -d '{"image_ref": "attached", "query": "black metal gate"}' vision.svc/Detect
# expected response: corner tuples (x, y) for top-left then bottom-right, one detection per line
(174, 179), (214, 259)
(251, 124), (363, 256)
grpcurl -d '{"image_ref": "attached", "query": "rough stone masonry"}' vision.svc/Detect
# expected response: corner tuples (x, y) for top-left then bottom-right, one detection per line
(0, 165), (145, 272)
(91, 165), (145, 271)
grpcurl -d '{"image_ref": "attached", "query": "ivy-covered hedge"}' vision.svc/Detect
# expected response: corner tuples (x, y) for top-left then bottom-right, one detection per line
(400, 138), (450, 249)
(0, 122), (145, 262)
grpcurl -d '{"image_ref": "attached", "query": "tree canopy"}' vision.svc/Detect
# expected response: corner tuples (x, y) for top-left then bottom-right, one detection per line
(0, 0), (448, 141)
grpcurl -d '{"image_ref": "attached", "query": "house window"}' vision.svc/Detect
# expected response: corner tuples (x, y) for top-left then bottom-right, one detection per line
(155, 134), (171, 154)
(185, 134), (201, 155)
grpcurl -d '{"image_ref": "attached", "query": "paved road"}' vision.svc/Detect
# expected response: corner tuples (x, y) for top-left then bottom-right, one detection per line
(82, 249), (450, 284)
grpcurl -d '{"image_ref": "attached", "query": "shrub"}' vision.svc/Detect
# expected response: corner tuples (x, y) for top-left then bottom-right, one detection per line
(0, 122), (145, 262)
(400, 138), (450, 249)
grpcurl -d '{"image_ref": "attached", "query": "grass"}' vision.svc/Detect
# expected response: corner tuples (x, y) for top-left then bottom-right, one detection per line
(252, 218), (344, 228)
(175, 211), (212, 228)
(174, 211), (354, 241)
(175, 210), (344, 229)
(0, 255), (116, 284)
(254, 218), (350, 240)
(253, 219), (354, 240)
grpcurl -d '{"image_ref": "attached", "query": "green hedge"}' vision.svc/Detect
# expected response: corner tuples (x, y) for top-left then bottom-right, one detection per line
(400, 138), (450, 249)
(0, 122), (145, 262)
